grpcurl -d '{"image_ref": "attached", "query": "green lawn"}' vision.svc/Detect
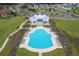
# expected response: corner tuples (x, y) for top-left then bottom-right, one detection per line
(0, 16), (38, 56)
(53, 18), (79, 37)
(16, 48), (38, 56)
(0, 16), (26, 47)
(0, 38), (13, 56)
(53, 18), (79, 55)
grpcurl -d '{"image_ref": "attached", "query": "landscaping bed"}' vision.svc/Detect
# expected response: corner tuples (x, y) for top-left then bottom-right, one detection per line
(0, 29), (26, 56)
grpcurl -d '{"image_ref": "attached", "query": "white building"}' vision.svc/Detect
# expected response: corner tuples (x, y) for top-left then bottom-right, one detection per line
(29, 14), (49, 24)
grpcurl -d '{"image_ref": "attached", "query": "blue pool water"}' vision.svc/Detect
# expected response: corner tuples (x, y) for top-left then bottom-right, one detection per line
(28, 29), (53, 49)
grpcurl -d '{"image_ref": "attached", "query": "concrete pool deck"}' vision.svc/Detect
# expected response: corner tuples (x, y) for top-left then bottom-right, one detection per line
(19, 26), (62, 55)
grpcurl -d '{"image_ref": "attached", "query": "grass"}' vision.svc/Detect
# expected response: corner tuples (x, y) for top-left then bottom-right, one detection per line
(16, 48), (38, 56)
(43, 48), (65, 56)
(0, 16), (38, 56)
(53, 18), (79, 55)
(0, 38), (13, 56)
(0, 16), (26, 47)
(0, 29), (27, 56)
(53, 18), (79, 38)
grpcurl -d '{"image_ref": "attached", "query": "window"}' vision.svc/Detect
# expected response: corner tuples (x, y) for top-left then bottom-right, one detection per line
(37, 19), (43, 22)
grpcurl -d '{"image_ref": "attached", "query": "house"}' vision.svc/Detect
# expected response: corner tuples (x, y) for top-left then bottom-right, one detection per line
(29, 14), (49, 24)
(0, 9), (11, 17)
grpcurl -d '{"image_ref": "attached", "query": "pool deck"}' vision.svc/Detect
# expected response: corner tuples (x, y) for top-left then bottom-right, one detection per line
(30, 22), (50, 26)
(19, 26), (62, 56)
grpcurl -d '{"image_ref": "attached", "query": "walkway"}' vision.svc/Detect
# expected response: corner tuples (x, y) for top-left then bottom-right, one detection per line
(0, 19), (28, 52)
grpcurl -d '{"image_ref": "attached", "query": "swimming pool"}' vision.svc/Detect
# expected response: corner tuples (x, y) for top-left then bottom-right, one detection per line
(28, 29), (53, 49)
